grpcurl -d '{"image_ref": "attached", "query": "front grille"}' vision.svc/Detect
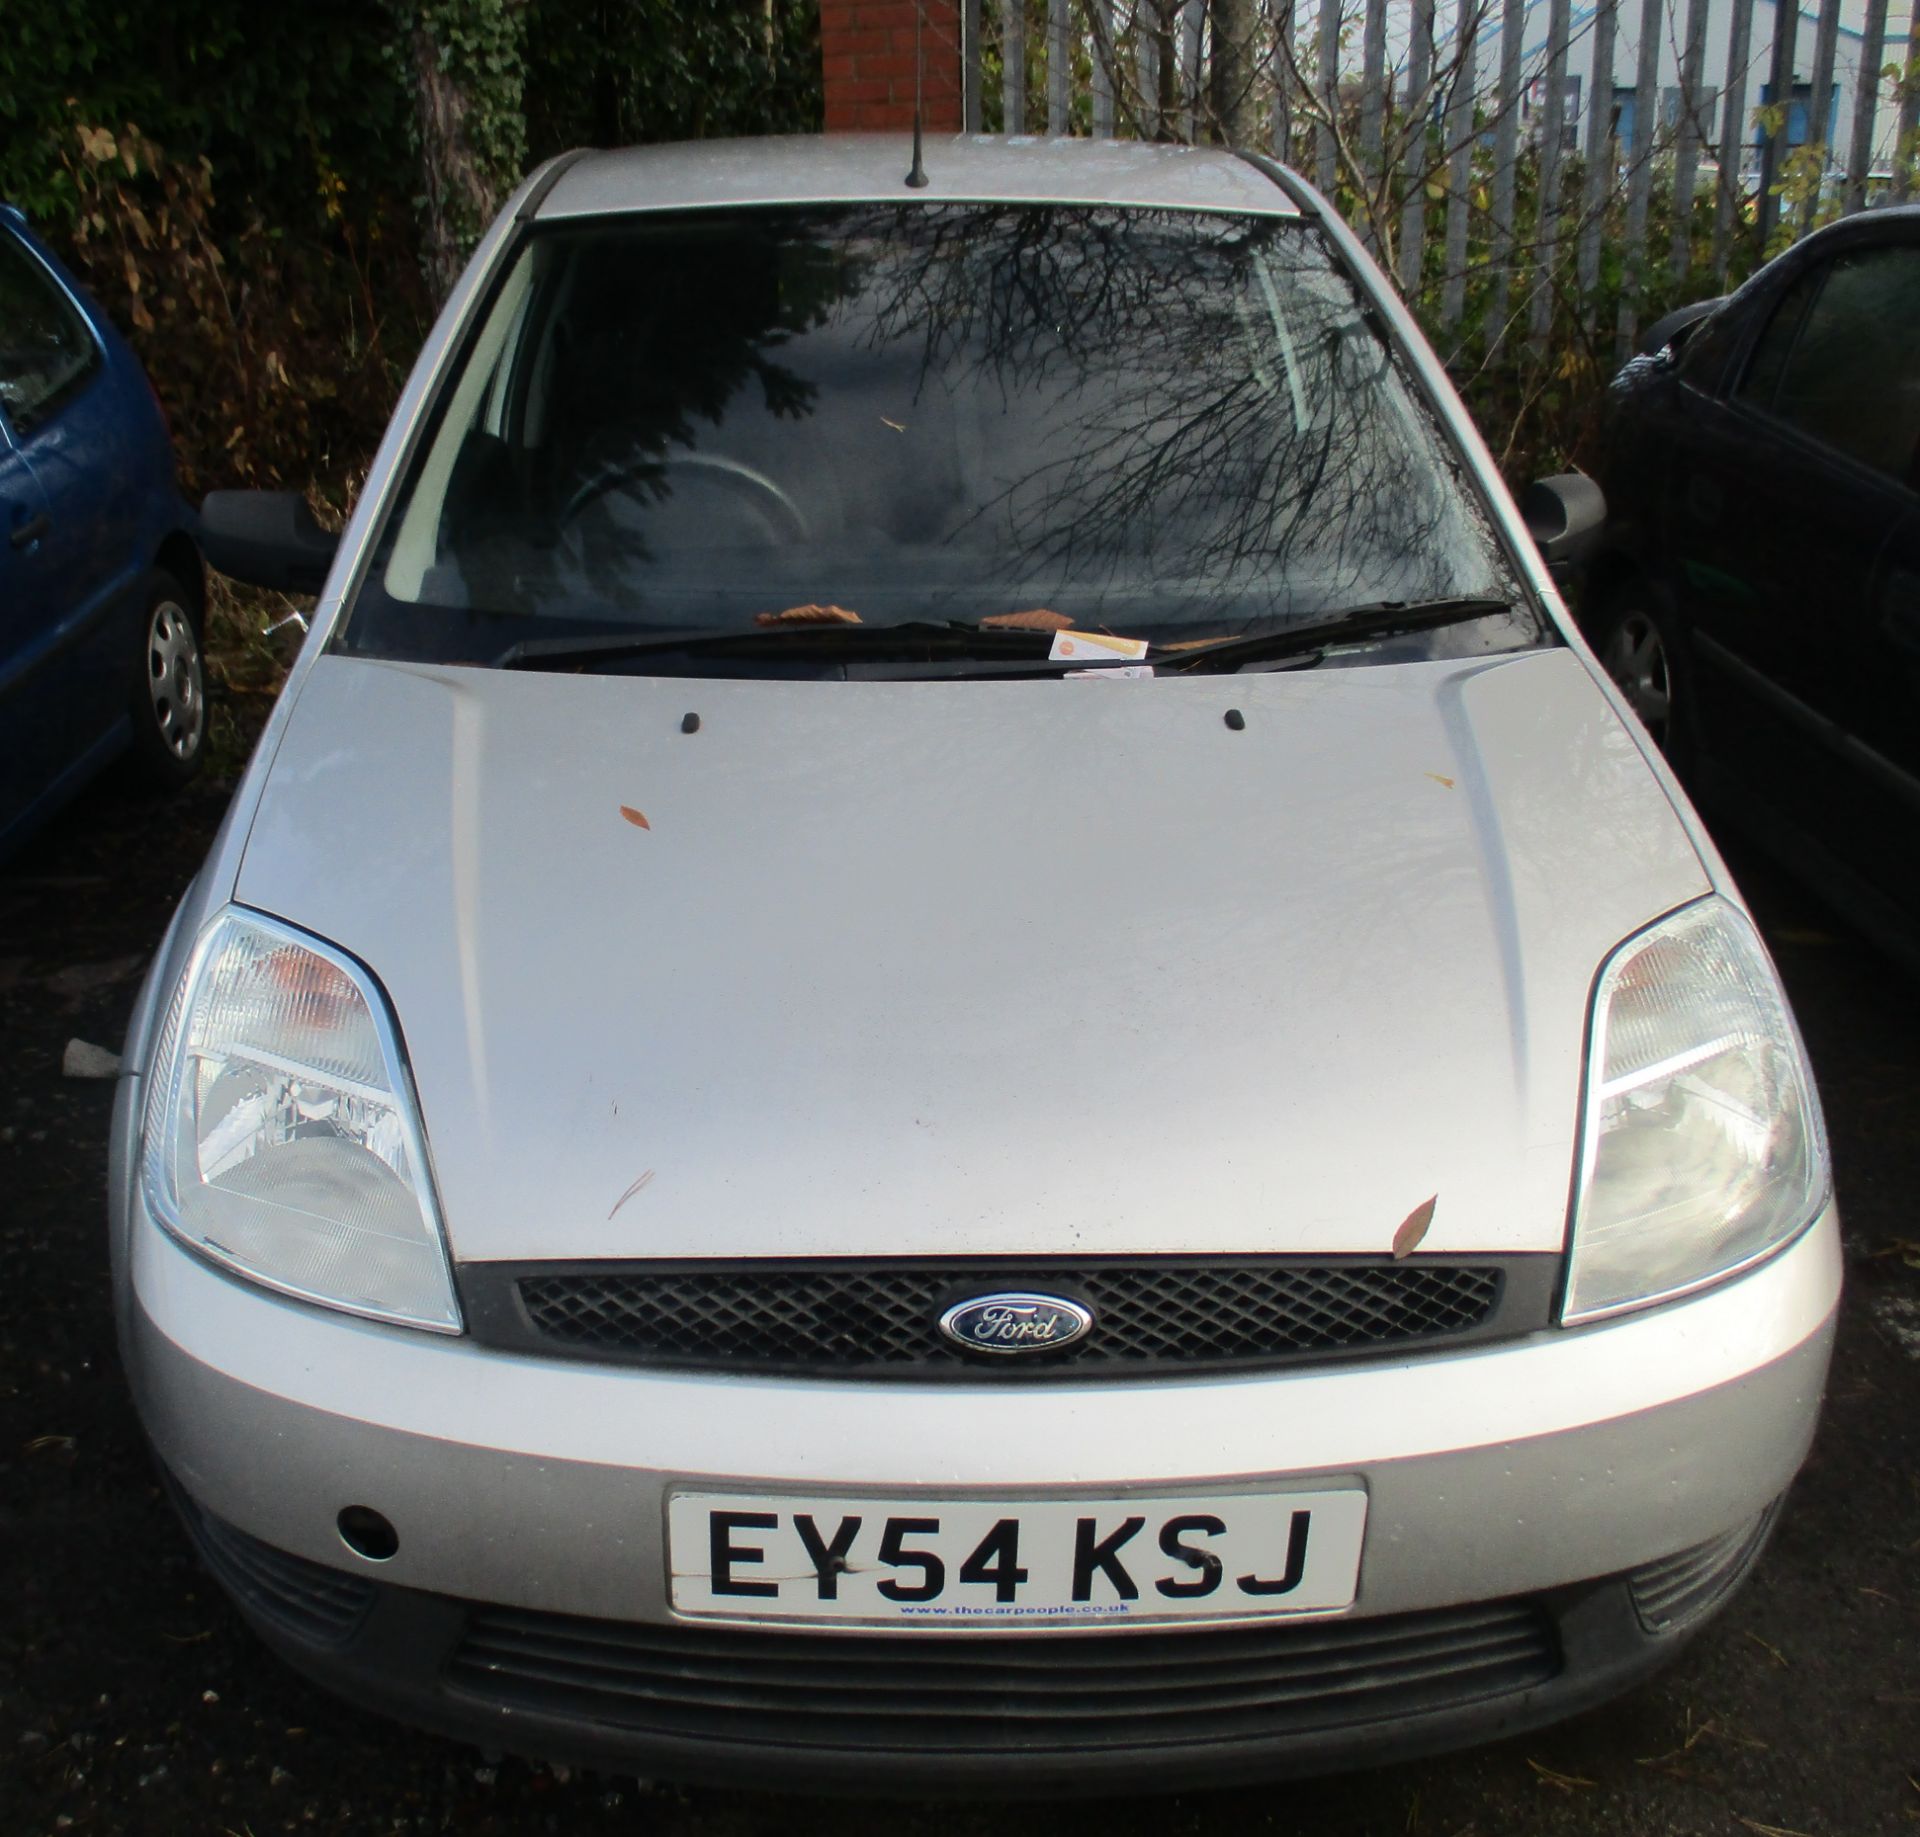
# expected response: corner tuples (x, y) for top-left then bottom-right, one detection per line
(175, 1494), (376, 1648)
(1629, 1505), (1779, 1634)
(445, 1599), (1561, 1753)
(467, 1258), (1540, 1378)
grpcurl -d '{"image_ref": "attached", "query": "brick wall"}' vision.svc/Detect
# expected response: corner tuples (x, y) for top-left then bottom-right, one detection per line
(820, 0), (964, 133)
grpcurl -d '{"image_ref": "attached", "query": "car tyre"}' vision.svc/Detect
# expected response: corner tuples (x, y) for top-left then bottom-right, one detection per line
(1593, 586), (1692, 772)
(125, 569), (207, 790)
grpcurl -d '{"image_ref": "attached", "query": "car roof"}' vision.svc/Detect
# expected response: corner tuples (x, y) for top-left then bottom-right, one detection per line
(536, 134), (1301, 222)
(1776, 200), (1920, 266)
(1703, 199), (1920, 321)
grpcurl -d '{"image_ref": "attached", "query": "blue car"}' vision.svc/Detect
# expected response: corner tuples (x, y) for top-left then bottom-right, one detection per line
(0, 204), (205, 860)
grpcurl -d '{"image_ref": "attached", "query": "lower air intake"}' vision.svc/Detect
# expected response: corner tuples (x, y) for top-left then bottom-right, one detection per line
(1629, 1504), (1780, 1635)
(445, 1599), (1561, 1753)
(173, 1488), (376, 1649)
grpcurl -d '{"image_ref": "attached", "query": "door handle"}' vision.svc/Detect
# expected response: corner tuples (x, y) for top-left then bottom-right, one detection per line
(9, 511), (49, 550)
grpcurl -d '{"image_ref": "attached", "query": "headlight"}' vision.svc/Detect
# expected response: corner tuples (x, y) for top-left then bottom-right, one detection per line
(1565, 897), (1827, 1323)
(140, 908), (460, 1331)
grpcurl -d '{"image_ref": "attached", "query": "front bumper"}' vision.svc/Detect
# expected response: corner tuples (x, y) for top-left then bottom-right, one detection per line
(169, 1479), (1780, 1794)
(120, 1170), (1840, 1786)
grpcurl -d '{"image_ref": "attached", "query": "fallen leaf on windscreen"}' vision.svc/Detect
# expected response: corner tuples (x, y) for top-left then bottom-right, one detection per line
(755, 603), (862, 626)
(1392, 1195), (1437, 1258)
(880, 416), (906, 431)
(618, 806), (650, 830)
(982, 608), (1072, 631)
(1425, 771), (1456, 789)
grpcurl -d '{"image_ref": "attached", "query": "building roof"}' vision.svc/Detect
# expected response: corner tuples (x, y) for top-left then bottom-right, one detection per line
(537, 135), (1302, 221)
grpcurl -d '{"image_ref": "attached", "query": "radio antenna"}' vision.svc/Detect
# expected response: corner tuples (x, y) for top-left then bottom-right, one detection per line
(906, 1), (930, 187)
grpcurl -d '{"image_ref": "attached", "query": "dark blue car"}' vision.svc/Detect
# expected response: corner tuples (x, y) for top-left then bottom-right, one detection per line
(0, 204), (205, 860)
(1580, 205), (1920, 973)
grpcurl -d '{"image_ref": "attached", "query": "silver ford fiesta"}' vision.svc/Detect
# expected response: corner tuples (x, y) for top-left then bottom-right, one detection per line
(112, 135), (1839, 1794)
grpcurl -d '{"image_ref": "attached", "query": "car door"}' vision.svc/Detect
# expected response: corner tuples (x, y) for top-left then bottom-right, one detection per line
(1850, 504), (1920, 935)
(1736, 240), (1920, 936)
(0, 409), (60, 843)
(0, 225), (135, 773)
(1664, 232), (1920, 883)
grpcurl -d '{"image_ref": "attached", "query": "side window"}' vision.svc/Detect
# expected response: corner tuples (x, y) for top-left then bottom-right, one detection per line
(1736, 267), (1820, 415)
(1673, 303), (1744, 391)
(0, 231), (101, 440)
(1742, 245), (1920, 487)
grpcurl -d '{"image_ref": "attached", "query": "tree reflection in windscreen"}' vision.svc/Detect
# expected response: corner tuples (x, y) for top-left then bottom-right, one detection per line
(352, 205), (1519, 662)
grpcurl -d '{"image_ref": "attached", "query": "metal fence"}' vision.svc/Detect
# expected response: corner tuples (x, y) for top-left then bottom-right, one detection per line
(956, 0), (1920, 358)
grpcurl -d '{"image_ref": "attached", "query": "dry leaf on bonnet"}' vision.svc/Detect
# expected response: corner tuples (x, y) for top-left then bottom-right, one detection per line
(1392, 1195), (1438, 1259)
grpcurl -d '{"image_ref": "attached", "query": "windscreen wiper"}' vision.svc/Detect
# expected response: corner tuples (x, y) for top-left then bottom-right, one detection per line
(496, 619), (1060, 671)
(496, 599), (1518, 674)
(1161, 597), (1517, 675)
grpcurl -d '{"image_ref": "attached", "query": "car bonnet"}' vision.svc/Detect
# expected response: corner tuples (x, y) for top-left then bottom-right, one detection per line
(231, 648), (1708, 1263)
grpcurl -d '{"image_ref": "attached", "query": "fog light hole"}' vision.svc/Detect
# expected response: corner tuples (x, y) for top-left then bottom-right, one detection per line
(337, 1505), (399, 1562)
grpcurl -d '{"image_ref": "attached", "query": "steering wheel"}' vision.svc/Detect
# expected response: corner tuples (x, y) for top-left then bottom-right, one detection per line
(559, 452), (811, 545)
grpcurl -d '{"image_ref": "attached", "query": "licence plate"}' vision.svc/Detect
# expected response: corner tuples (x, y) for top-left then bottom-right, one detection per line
(667, 1488), (1366, 1628)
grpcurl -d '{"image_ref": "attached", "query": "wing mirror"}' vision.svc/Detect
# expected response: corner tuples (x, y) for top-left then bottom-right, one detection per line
(198, 491), (339, 594)
(1521, 472), (1606, 587)
(1635, 297), (1724, 361)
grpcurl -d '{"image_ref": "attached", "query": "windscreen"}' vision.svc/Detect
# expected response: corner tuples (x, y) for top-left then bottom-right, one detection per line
(343, 204), (1526, 665)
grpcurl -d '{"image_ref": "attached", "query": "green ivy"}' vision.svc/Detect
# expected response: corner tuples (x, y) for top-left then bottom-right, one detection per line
(376, 0), (529, 282)
(1, 0), (821, 250)
(386, 0), (528, 197)
(0, 0), (411, 233)
(520, 0), (821, 155)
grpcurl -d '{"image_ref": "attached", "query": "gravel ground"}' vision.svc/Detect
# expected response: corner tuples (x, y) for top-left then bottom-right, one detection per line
(2, 760), (1917, 1836)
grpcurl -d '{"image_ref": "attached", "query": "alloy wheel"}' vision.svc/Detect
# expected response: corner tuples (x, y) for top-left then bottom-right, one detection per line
(146, 599), (205, 761)
(1600, 610), (1671, 744)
